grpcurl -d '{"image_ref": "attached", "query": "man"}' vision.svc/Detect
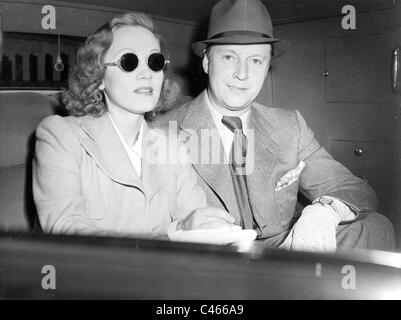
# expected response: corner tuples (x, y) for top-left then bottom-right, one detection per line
(160, 0), (395, 252)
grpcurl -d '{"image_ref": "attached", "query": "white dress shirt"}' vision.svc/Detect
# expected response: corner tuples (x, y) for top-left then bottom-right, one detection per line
(108, 113), (143, 178)
(205, 92), (251, 161)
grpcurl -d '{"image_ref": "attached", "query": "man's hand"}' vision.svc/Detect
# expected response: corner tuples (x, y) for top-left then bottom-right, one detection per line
(288, 204), (339, 253)
(178, 207), (236, 231)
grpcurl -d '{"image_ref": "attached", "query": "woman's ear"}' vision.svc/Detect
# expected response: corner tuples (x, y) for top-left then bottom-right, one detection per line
(99, 82), (105, 91)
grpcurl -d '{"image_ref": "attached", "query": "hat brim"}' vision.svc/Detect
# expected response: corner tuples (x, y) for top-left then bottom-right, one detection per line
(192, 35), (289, 59)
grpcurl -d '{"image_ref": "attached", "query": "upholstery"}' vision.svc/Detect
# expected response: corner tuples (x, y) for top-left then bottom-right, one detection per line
(0, 92), (65, 231)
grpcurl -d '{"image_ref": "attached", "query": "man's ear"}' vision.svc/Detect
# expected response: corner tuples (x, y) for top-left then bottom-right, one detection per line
(264, 44), (273, 79)
(264, 64), (271, 80)
(202, 50), (209, 74)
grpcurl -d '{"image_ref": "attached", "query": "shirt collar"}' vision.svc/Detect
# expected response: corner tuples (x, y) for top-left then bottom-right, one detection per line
(205, 91), (251, 134)
(108, 112), (144, 158)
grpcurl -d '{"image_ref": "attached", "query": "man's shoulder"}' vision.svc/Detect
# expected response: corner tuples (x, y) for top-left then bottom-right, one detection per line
(154, 96), (196, 127)
(252, 102), (299, 129)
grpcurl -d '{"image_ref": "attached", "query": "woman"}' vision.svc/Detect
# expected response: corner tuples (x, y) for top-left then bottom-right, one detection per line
(33, 12), (227, 238)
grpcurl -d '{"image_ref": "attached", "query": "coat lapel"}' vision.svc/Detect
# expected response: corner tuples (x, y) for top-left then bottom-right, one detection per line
(140, 121), (184, 200)
(79, 114), (189, 199)
(79, 114), (143, 188)
(247, 103), (280, 224)
(180, 91), (240, 220)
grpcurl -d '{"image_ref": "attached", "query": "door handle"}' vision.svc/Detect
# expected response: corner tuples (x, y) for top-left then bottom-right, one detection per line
(392, 46), (400, 93)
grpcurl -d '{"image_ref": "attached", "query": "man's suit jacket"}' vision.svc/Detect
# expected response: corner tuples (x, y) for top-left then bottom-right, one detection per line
(156, 90), (377, 243)
(33, 113), (206, 237)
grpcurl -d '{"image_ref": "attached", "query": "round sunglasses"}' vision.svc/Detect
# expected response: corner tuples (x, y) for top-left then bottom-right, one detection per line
(104, 52), (169, 72)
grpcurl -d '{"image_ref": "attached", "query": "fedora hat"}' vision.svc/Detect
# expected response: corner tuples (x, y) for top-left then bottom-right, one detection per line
(192, 0), (289, 58)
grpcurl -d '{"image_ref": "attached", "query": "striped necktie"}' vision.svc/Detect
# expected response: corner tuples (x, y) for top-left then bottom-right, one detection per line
(221, 116), (254, 230)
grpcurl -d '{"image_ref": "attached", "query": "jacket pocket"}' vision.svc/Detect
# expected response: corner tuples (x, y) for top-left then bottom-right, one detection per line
(273, 182), (299, 228)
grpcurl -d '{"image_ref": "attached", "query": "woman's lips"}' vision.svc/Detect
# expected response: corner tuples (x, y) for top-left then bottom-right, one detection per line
(134, 87), (153, 95)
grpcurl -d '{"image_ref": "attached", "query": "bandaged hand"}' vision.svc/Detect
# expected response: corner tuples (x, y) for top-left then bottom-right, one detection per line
(289, 203), (341, 253)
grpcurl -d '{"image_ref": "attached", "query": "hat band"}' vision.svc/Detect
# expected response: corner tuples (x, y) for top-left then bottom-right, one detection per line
(209, 30), (272, 40)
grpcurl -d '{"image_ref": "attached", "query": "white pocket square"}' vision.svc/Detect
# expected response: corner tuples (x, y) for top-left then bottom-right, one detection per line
(275, 161), (305, 191)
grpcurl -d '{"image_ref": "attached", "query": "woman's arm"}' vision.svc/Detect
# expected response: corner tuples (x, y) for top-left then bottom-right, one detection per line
(170, 163), (234, 233)
(32, 115), (107, 236)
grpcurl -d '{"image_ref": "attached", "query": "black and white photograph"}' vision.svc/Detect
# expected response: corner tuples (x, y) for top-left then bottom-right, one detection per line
(0, 0), (401, 303)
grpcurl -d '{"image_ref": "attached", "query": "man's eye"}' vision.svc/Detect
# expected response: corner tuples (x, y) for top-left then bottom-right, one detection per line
(222, 55), (234, 61)
(250, 58), (263, 65)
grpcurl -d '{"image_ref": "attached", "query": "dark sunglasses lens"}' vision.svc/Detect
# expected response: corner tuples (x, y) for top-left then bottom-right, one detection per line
(148, 53), (165, 72)
(120, 53), (138, 72)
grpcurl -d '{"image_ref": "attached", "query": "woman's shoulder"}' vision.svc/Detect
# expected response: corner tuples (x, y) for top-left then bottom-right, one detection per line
(37, 114), (65, 127)
(37, 115), (85, 134)
(35, 115), (90, 162)
(36, 115), (87, 146)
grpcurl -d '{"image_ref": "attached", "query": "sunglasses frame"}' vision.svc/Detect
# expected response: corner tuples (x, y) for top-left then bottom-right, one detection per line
(104, 52), (170, 73)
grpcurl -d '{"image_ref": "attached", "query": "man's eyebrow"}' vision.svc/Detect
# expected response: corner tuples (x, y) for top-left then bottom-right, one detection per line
(249, 54), (267, 58)
(245, 53), (269, 61)
(216, 48), (237, 54)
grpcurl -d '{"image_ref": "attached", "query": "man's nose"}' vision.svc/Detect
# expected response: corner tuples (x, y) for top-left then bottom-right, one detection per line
(233, 60), (248, 81)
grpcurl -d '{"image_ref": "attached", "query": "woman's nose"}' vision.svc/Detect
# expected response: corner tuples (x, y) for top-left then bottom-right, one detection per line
(136, 60), (153, 79)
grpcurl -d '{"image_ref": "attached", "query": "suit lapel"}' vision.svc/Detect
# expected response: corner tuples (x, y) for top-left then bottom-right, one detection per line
(180, 91), (240, 220)
(247, 104), (280, 222)
(141, 121), (184, 200)
(79, 114), (143, 188)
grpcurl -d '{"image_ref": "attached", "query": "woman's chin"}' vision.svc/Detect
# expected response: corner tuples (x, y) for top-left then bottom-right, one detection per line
(131, 102), (159, 114)
(119, 104), (157, 116)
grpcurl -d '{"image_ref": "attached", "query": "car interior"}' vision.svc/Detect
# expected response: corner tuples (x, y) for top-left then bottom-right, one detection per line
(1, 0), (401, 299)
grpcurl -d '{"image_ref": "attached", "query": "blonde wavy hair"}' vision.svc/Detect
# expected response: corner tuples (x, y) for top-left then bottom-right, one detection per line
(62, 12), (177, 121)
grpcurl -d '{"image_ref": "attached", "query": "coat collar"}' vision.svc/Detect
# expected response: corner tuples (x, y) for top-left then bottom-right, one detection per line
(180, 91), (217, 134)
(79, 113), (180, 198)
(179, 91), (236, 219)
(181, 90), (276, 137)
(246, 104), (280, 227)
(80, 113), (142, 187)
